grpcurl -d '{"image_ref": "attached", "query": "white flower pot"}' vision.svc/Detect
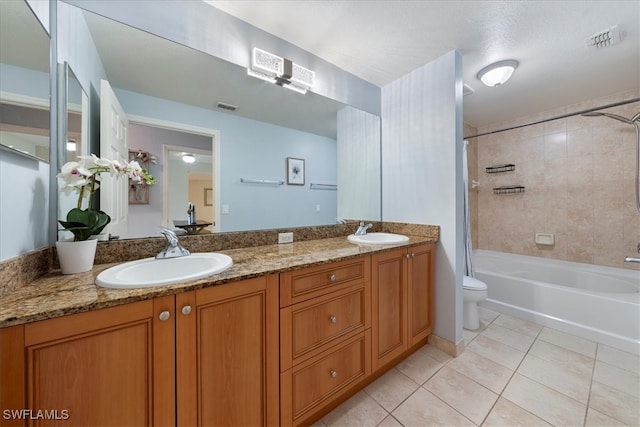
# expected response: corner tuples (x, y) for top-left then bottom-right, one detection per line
(55, 238), (98, 274)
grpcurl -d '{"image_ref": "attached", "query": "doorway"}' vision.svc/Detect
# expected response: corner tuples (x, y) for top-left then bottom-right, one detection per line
(125, 117), (220, 238)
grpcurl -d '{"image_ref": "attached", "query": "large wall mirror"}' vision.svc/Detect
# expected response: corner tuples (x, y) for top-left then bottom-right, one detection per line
(0, 0), (51, 163)
(60, 4), (381, 240)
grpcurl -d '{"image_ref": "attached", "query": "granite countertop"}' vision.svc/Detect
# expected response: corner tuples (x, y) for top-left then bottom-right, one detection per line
(0, 235), (437, 328)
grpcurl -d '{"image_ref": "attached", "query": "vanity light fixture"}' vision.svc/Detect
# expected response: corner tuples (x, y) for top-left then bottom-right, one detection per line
(476, 59), (519, 87)
(182, 153), (196, 164)
(248, 47), (315, 94)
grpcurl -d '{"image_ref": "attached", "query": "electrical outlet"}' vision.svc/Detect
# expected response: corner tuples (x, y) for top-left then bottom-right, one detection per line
(278, 232), (294, 244)
(222, 204), (229, 214)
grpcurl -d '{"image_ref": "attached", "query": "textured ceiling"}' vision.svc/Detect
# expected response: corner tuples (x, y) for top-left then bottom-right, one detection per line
(207, 0), (640, 128)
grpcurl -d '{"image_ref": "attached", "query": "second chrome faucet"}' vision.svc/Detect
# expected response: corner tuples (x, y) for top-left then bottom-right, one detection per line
(354, 221), (373, 236)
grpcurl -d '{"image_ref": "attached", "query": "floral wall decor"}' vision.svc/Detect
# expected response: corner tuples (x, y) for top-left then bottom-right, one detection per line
(129, 149), (157, 204)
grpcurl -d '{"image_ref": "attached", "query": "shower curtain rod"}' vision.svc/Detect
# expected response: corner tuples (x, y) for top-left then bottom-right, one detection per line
(464, 97), (640, 140)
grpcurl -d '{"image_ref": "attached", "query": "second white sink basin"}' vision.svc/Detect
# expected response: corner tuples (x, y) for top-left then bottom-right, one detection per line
(96, 252), (233, 289)
(347, 233), (410, 245)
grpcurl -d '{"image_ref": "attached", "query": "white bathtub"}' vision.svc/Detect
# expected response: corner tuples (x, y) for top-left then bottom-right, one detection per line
(474, 250), (640, 354)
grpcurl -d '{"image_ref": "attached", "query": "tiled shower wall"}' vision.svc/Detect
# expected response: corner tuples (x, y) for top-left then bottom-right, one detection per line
(467, 89), (640, 271)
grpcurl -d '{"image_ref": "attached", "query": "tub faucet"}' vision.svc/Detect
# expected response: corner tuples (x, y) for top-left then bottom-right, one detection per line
(354, 221), (373, 236)
(625, 243), (640, 263)
(156, 227), (190, 259)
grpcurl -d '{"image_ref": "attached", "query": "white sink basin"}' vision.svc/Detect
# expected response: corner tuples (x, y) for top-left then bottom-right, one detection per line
(347, 233), (410, 245)
(96, 253), (233, 288)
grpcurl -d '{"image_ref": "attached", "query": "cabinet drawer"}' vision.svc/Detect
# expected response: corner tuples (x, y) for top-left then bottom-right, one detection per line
(281, 285), (369, 368)
(281, 331), (371, 425)
(280, 257), (370, 306)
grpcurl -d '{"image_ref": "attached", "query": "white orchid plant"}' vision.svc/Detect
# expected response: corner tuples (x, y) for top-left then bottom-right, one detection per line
(58, 154), (155, 241)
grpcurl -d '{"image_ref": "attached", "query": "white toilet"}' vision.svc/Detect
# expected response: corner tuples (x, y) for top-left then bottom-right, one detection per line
(463, 276), (488, 330)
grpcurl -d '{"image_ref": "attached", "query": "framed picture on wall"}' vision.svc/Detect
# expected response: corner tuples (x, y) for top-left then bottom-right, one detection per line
(287, 157), (305, 185)
(204, 188), (213, 206)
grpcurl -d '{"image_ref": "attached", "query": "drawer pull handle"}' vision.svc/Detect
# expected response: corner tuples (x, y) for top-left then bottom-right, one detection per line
(159, 311), (171, 321)
(329, 274), (337, 282)
(330, 370), (338, 378)
(181, 305), (192, 315)
(329, 315), (337, 323)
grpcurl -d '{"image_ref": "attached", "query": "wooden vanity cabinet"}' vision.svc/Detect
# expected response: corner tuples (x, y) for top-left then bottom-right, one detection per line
(1, 275), (278, 427)
(1, 243), (435, 426)
(372, 243), (434, 371)
(279, 257), (372, 426)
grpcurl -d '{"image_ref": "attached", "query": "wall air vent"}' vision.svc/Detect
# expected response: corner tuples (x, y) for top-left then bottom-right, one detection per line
(216, 102), (238, 112)
(585, 25), (622, 49)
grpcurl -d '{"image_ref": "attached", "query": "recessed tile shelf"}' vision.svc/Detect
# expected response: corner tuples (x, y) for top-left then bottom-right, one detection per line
(486, 164), (515, 173)
(493, 186), (525, 195)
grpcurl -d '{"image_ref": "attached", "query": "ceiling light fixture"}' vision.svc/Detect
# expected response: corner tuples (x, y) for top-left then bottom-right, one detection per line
(248, 47), (315, 94)
(476, 60), (519, 87)
(182, 153), (195, 164)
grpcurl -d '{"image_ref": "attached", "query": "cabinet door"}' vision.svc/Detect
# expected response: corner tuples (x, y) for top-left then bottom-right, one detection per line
(408, 243), (435, 346)
(178, 276), (279, 427)
(23, 297), (175, 427)
(371, 248), (408, 371)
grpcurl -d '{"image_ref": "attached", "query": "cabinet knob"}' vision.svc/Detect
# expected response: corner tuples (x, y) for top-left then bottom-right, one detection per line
(329, 274), (337, 282)
(330, 370), (338, 378)
(405, 254), (411, 259)
(411, 253), (416, 258)
(329, 315), (337, 324)
(181, 305), (192, 315)
(158, 311), (171, 321)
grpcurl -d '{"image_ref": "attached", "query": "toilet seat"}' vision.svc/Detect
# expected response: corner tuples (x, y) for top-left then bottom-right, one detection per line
(463, 276), (487, 291)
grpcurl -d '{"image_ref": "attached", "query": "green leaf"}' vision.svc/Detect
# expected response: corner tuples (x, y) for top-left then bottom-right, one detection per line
(93, 210), (111, 235)
(59, 208), (111, 241)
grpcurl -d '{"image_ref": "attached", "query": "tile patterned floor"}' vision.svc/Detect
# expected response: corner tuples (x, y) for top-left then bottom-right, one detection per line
(313, 308), (640, 426)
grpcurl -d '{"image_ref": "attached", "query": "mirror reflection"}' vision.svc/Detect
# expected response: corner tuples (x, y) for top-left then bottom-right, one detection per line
(166, 147), (215, 235)
(57, 65), (90, 238)
(65, 68), (86, 162)
(62, 6), (381, 239)
(125, 123), (216, 239)
(0, 0), (50, 162)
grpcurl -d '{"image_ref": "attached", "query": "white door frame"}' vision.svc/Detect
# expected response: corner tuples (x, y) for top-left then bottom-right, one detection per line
(127, 114), (221, 232)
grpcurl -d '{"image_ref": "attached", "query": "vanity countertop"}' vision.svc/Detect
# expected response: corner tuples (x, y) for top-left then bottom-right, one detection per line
(0, 234), (437, 328)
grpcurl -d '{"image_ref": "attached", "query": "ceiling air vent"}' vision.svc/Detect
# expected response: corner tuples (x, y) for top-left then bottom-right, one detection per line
(585, 25), (622, 49)
(216, 102), (238, 112)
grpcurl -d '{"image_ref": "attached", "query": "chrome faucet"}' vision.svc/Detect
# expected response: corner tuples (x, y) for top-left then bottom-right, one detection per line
(156, 227), (190, 259)
(354, 221), (373, 236)
(187, 202), (196, 224)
